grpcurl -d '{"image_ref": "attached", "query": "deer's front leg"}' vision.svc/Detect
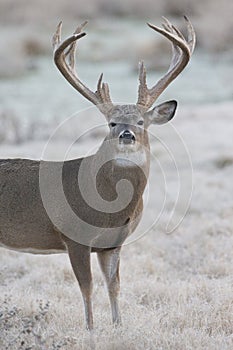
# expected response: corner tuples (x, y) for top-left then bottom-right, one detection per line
(65, 238), (93, 330)
(97, 247), (121, 326)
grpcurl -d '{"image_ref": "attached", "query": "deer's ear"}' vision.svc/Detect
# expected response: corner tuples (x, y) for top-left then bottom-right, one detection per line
(144, 100), (177, 126)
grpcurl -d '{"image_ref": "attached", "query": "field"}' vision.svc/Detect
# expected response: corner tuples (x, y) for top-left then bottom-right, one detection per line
(0, 2), (233, 349)
(1, 100), (233, 349)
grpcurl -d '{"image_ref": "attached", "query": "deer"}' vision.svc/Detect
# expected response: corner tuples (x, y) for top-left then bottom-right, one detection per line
(0, 17), (195, 330)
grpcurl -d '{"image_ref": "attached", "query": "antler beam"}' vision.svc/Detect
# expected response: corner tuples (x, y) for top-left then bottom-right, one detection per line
(53, 21), (114, 116)
(137, 16), (196, 111)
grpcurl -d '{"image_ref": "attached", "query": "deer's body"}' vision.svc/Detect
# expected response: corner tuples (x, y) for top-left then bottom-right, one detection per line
(0, 134), (148, 329)
(0, 18), (195, 330)
(0, 153), (146, 253)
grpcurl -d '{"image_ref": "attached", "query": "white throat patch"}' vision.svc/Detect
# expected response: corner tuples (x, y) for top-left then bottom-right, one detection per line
(114, 148), (147, 167)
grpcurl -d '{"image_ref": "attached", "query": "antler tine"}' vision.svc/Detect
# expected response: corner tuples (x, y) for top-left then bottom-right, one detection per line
(102, 82), (112, 103)
(184, 16), (196, 54)
(64, 22), (88, 71)
(161, 17), (184, 70)
(137, 17), (196, 111)
(52, 21), (62, 51)
(97, 73), (104, 93)
(161, 18), (184, 71)
(137, 61), (150, 108)
(53, 22), (114, 116)
(162, 16), (185, 41)
(161, 17), (173, 32)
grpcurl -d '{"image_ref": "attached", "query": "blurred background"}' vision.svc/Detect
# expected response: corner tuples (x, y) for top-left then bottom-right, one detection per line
(0, 0), (232, 148)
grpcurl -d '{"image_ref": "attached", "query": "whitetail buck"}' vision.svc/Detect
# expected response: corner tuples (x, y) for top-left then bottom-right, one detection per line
(0, 17), (195, 330)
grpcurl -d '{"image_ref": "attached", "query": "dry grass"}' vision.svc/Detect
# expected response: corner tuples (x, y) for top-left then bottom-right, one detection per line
(0, 218), (233, 349)
(0, 103), (233, 349)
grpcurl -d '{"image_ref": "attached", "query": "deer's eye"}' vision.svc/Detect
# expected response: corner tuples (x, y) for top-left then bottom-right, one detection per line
(109, 122), (117, 127)
(137, 120), (144, 126)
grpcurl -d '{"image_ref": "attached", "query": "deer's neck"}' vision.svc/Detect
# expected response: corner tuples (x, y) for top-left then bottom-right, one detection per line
(62, 143), (150, 230)
(91, 141), (150, 203)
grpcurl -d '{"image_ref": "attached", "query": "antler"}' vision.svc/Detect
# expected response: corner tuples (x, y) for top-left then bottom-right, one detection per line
(137, 16), (196, 111)
(53, 21), (114, 116)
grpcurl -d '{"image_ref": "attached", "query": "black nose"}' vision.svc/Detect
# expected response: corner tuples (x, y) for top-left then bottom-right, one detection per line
(119, 130), (136, 144)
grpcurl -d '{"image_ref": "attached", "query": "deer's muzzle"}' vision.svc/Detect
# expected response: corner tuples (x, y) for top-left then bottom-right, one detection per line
(119, 130), (136, 145)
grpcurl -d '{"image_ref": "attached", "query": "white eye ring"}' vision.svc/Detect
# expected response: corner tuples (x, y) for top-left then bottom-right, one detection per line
(137, 120), (144, 125)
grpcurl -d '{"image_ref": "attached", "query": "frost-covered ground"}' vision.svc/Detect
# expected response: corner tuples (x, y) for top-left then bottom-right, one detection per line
(0, 20), (233, 349)
(1, 101), (233, 349)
